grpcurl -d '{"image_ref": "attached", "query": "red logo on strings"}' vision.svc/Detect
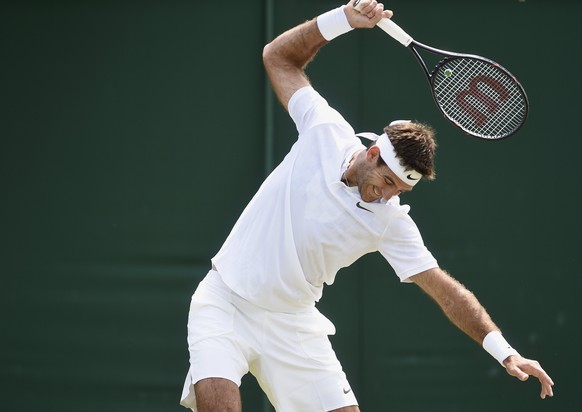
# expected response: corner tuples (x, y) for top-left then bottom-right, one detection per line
(456, 75), (509, 128)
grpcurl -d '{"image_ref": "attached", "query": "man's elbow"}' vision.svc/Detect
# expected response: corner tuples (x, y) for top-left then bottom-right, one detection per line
(262, 42), (276, 70)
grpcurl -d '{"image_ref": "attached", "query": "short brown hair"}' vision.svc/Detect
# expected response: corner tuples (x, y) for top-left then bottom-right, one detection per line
(381, 121), (437, 180)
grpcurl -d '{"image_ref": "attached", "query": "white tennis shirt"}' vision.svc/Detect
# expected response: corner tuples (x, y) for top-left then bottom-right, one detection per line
(212, 86), (438, 312)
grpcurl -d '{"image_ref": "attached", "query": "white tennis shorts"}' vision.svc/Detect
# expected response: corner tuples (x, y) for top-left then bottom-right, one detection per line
(180, 270), (358, 412)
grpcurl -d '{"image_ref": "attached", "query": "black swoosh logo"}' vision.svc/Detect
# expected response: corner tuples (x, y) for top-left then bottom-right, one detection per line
(356, 202), (373, 213)
(343, 387), (352, 394)
(407, 174), (420, 180)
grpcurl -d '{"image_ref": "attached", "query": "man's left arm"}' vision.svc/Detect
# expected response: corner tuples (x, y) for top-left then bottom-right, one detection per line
(411, 267), (555, 399)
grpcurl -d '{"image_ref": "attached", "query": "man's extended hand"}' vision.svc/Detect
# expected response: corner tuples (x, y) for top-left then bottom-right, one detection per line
(503, 355), (555, 399)
(344, 0), (392, 29)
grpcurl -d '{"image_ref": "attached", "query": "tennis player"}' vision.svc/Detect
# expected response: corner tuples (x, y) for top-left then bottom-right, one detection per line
(180, 1), (554, 411)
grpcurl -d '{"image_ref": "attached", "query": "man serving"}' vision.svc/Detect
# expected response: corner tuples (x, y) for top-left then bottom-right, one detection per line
(180, 1), (554, 411)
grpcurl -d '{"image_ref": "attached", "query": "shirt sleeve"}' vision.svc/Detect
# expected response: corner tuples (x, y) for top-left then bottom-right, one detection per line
(288, 86), (351, 136)
(379, 204), (439, 282)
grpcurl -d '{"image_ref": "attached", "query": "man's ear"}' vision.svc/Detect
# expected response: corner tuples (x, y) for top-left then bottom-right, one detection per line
(366, 145), (381, 162)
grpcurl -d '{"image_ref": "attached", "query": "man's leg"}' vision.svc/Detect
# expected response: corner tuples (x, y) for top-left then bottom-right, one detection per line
(194, 377), (241, 412)
(329, 406), (360, 412)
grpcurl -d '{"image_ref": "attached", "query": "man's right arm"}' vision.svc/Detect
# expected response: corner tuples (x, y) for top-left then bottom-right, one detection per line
(262, 1), (392, 111)
(262, 18), (325, 111)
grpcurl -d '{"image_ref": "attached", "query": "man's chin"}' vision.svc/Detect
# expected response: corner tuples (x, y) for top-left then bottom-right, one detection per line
(360, 194), (377, 203)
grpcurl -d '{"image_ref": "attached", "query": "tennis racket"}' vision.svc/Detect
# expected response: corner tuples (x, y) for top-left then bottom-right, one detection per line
(354, 0), (529, 140)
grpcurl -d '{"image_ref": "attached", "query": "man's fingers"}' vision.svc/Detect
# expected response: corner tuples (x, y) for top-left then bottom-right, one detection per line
(506, 363), (529, 381)
(541, 384), (554, 399)
(348, 0), (391, 28)
(368, 4), (390, 25)
(506, 359), (555, 399)
(353, 0), (385, 18)
(541, 376), (555, 399)
(541, 378), (554, 399)
(354, 0), (377, 15)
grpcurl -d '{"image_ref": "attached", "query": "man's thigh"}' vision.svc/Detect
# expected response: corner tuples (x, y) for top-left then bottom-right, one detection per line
(180, 272), (250, 409)
(193, 378), (359, 412)
(251, 308), (358, 411)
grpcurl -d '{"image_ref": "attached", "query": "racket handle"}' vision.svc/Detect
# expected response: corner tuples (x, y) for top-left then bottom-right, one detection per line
(376, 18), (412, 47)
(353, 0), (412, 46)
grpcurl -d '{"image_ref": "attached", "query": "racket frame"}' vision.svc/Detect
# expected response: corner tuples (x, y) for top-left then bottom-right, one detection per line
(353, 1), (529, 140)
(406, 40), (530, 140)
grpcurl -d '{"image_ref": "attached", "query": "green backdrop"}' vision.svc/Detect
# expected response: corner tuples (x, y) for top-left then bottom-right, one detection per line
(1, 1), (580, 411)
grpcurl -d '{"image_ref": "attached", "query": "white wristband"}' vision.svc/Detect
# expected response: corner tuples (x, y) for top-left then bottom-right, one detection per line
(483, 331), (520, 367)
(317, 6), (353, 41)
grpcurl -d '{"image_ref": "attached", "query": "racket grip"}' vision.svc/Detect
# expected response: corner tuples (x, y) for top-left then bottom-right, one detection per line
(353, 0), (412, 47)
(376, 18), (412, 47)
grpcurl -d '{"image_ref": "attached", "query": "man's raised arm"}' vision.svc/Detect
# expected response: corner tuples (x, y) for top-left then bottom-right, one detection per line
(262, 0), (392, 110)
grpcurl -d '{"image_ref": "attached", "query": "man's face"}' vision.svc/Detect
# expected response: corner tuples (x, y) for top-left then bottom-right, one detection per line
(357, 147), (413, 202)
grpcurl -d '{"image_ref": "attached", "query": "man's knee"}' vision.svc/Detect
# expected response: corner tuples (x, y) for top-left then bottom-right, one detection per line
(194, 377), (241, 412)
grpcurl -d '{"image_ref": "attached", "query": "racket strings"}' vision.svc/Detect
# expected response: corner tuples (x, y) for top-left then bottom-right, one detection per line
(432, 58), (527, 139)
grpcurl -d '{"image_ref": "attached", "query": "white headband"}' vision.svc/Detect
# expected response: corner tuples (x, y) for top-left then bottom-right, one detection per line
(356, 120), (423, 187)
